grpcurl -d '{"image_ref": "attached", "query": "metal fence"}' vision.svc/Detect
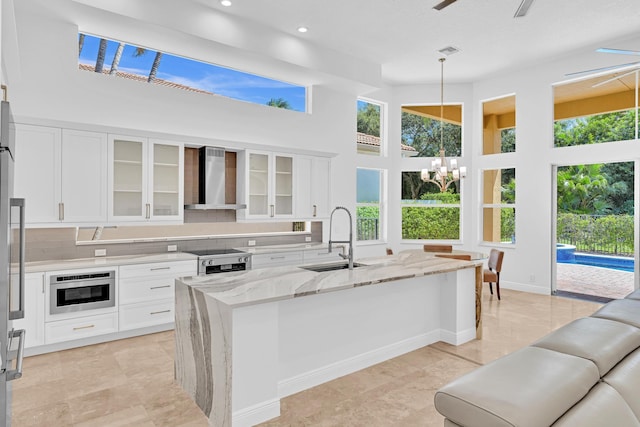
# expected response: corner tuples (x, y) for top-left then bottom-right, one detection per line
(357, 217), (379, 241)
(557, 213), (634, 257)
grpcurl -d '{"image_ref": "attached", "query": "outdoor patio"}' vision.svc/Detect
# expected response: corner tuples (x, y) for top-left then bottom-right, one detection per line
(556, 262), (634, 300)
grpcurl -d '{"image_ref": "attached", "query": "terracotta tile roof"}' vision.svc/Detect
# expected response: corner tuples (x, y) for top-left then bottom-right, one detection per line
(357, 132), (417, 153)
(79, 63), (216, 96)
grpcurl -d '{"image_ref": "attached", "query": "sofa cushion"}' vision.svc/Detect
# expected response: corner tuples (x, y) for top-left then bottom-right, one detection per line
(434, 346), (599, 427)
(591, 299), (640, 329)
(551, 383), (640, 427)
(626, 289), (640, 300)
(531, 317), (640, 376)
(603, 347), (640, 420)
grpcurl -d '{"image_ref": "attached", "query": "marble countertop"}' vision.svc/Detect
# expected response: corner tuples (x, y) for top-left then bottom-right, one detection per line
(179, 250), (481, 309)
(25, 252), (198, 273)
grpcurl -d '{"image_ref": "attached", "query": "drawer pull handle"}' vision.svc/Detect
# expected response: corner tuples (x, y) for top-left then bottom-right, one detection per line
(73, 324), (95, 331)
(150, 285), (171, 290)
(150, 267), (171, 271)
(313, 204), (317, 217)
(271, 256), (286, 260)
(151, 310), (171, 315)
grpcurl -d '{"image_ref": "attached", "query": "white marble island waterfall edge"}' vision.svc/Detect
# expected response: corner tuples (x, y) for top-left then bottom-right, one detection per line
(175, 252), (478, 427)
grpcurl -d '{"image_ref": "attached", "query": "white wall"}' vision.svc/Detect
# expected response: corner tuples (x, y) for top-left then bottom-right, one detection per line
(8, 0), (640, 294)
(471, 33), (640, 294)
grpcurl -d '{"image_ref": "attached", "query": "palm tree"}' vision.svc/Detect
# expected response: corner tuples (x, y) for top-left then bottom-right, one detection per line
(78, 33), (85, 55)
(109, 42), (125, 75)
(266, 98), (292, 109)
(148, 52), (163, 82)
(94, 38), (108, 73)
(132, 47), (163, 82)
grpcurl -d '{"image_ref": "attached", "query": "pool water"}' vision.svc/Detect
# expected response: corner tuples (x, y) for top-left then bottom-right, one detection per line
(556, 246), (635, 273)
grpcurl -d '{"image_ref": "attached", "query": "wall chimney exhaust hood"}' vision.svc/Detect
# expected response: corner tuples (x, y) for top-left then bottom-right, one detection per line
(184, 146), (247, 210)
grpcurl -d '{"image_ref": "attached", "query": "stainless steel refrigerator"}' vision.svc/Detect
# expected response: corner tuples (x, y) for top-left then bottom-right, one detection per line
(0, 100), (25, 427)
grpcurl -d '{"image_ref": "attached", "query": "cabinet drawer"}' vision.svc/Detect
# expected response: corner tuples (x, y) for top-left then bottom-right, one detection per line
(119, 276), (175, 305)
(45, 312), (118, 344)
(303, 249), (343, 264)
(252, 252), (303, 269)
(119, 299), (174, 331)
(119, 260), (196, 279)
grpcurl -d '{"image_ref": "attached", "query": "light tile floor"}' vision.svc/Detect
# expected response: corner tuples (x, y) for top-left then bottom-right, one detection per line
(12, 288), (602, 427)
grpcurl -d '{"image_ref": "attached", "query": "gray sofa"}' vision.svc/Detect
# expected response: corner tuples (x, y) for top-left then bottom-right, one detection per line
(434, 289), (640, 427)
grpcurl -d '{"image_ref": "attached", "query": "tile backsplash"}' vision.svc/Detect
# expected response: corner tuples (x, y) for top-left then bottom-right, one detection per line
(25, 222), (322, 262)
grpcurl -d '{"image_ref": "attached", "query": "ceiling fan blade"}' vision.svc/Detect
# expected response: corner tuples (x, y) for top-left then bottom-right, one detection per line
(597, 48), (640, 56)
(565, 61), (640, 77)
(514, 0), (535, 17)
(433, 0), (457, 11)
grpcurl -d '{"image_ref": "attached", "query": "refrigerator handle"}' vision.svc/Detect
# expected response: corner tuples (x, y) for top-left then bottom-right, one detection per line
(6, 329), (25, 381)
(9, 198), (25, 320)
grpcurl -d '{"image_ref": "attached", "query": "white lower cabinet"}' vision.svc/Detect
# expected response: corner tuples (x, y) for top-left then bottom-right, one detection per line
(118, 260), (197, 330)
(251, 251), (304, 269)
(119, 298), (175, 331)
(302, 248), (343, 264)
(45, 312), (118, 344)
(251, 247), (344, 269)
(12, 273), (45, 348)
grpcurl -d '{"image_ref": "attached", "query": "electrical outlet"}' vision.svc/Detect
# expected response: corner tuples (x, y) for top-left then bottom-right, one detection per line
(305, 236), (312, 242)
(248, 240), (256, 246)
(95, 249), (107, 257)
(168, 244), (177, 252)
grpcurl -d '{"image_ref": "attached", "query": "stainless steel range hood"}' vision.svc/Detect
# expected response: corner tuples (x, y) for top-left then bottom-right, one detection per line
(184, 146), (247, 210)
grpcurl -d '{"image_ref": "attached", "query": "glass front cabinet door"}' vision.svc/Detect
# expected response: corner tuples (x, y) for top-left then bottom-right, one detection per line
(246, 151), (294, 219)
(108, 135), (183, 222)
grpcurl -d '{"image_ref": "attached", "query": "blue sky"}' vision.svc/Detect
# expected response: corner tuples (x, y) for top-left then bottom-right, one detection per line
(79, 34), (306, 112)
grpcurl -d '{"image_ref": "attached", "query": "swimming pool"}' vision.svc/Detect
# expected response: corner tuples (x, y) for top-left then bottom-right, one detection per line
(556, 244), (635, 272)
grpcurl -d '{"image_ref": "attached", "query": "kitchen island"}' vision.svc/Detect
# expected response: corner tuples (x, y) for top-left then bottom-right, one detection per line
(175, 251), (479, 427)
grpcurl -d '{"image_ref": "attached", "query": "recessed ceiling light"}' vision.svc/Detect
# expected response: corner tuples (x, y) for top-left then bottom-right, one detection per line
(297, 26), (308, 33)
(220, 0), (232, 6)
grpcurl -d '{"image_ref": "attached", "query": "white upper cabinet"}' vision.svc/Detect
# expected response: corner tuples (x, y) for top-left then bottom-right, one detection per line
(14, 125), (107, 225)
(295, 156), (331, 219)
(61, 129), (108, 222)
(108, 135), (183, 223)
(241, 151), (294, 220)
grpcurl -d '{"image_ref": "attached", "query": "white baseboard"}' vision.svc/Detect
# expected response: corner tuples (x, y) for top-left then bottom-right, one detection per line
(440, 327), (476, 345)
(232, 398), (280, 427)
(502, 281), (551, 295)
(278, 331), (440, 398)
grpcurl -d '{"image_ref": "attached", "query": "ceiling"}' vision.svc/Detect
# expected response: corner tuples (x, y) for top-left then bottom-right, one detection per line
(192, 0), (640, 85)
(64, 0), (640, 87)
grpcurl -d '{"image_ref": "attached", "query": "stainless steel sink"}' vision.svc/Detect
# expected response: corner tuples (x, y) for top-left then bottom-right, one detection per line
(300, 262), (365, 272)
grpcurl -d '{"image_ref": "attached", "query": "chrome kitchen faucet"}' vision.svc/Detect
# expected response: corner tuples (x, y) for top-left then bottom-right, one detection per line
(328, 206), (354, 270)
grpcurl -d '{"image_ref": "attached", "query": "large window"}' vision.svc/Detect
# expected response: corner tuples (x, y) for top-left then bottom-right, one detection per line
(482, 168), (515, 244)
(554, 69), (639, 147)
(482, 95), (516, 154)
(401, 104), (462, 157)
(356, 99), (384, 156)
(78, 33), (307, 112)
(401, 172), (461, 240)
(357, 169), (384, 242)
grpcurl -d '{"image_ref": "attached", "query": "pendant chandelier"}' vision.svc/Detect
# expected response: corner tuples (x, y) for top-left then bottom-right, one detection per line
(420, 57), (466, 192)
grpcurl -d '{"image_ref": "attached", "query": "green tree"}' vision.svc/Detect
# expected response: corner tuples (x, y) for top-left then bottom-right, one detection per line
(557, 164), (626, 214)
(266, 98), (292, 109)
(401, 111), (461, 157)
(357, 102), (380, 136)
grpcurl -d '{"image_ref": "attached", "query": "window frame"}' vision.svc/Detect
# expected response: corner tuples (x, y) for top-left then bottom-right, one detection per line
(481, 167), (516, 246)
(356, 98), (386, 157)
